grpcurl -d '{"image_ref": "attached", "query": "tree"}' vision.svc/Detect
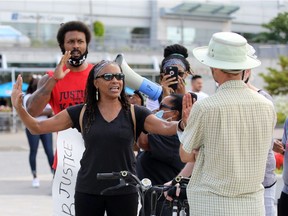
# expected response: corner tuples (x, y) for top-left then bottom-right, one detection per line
(250, 12), (288, 43)
(259, 55), (288, 95)
(93, 21), (105, 38)
(262, 12), (288, 43)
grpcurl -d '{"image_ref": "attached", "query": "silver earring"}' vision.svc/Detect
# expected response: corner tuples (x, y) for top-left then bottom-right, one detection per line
(96, 88), (99, 101)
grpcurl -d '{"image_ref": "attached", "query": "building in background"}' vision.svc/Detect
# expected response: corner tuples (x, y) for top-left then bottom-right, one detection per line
(2, 0), (284, 49)
(0, 0), (287, 95)
(0, 25), (31, 47)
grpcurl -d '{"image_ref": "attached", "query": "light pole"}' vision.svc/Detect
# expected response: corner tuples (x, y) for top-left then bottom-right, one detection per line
(180, 15), (184, 45)
(89, 0), (95, 51)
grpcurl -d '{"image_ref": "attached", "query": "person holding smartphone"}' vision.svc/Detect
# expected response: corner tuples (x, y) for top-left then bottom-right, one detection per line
(145, 44), (193, 112)
(160, 44), (192, 98)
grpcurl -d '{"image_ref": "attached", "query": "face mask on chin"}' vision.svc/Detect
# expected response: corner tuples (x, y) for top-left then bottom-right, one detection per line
(155, 110), (173, 121)
(68, 49), (88, 67)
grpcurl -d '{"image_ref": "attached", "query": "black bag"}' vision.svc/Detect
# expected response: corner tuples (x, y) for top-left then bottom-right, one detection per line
(278, 192), (288, 216)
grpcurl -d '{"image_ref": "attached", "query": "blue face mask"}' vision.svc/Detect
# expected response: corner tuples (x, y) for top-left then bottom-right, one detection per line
(155, 110), (165, 119)
(155, 110), (173, 120)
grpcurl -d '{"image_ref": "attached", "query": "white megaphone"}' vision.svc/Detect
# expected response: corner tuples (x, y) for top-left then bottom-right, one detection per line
(115, 53), (162, 101)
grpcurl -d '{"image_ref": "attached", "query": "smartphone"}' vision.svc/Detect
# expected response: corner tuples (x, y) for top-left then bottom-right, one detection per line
(189, 92), (198, 102)
(165, 66), (178, 90)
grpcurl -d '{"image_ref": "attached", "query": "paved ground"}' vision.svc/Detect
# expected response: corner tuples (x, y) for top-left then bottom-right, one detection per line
(0, 128), (284, 216)
(0, 130), (54, 216)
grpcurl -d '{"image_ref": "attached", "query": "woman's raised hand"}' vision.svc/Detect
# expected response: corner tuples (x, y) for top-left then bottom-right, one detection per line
(11, 75), (24, 110)
(176, 76), (186, 95)
(160, 74), (177, 97)
(182, 93), (195, 127)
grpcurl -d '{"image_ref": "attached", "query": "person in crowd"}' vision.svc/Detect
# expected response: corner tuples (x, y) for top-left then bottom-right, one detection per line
(26, 21), (93, 170)
(146, 44), (192, 112)
(243, 46), (277, 216)
(166, 65), (278, 216)
(24, 20), (93, 214)
(26, 21), (93, 118)
(275, 118), (288, 215)
(137, 93), (186, 215)
(189, 75), (208, 100)
(179, 32), (276, 216)
(128, 90), (145, 106)
(11, 59), (186, 216)
(23, 76), (54, 188)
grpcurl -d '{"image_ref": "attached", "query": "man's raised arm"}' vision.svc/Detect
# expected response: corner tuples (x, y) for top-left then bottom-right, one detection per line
(26, 51), (71, 117)
(26, 75), (56, 117)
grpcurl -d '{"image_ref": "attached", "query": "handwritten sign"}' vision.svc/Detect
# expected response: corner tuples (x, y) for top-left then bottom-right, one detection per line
(52, 128), (84, 216)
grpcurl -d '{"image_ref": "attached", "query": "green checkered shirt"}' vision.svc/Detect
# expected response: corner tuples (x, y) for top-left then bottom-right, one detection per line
(181, 80), (276, 216)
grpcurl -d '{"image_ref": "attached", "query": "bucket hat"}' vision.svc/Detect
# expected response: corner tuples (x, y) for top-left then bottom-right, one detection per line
(193, 32), (261, 72)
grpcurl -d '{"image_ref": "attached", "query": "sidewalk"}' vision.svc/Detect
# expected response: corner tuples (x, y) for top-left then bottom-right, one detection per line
(0, 127), (284, 215)
(0, 130), (54, 216)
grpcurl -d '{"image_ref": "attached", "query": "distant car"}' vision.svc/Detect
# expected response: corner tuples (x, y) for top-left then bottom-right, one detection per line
(0, 25), (31, 47)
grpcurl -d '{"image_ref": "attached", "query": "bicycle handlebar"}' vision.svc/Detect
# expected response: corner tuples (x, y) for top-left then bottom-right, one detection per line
(97, 171), (189, 215)
(97, 170), (152, 216)
(97, 171), (130, 180)
(171, 176), (190, 186)
(97, 170), (152, 192)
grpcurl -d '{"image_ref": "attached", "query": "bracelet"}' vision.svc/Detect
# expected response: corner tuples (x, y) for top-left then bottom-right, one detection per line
(178, 120), (185, 132)
(51, 75), (59, 82)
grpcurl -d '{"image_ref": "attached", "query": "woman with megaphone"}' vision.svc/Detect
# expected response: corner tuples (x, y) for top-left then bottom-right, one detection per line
(11, 59), (193, 216)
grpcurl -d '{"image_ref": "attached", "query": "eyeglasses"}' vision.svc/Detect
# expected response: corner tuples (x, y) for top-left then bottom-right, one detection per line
(159, 103), (176, 110)
(95, 73), (125, 81)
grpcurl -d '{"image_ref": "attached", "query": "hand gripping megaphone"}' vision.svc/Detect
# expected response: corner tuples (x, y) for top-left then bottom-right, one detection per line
(115, 53), (162, 101)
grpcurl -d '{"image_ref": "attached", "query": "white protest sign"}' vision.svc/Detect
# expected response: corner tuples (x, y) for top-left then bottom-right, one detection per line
(52, 128), (84, 216)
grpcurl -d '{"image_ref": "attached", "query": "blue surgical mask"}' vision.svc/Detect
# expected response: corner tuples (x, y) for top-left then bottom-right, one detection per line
(155, 110), (165, 119)
(155, 110), (173, 120)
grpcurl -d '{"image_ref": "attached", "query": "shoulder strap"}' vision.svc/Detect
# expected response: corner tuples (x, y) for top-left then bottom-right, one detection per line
(130, 104), (136, 142)
(130, 104), (139, 151)
(79, 104), (86, 135)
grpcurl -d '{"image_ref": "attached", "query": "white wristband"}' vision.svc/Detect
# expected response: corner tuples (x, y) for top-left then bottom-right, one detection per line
(177, 129), (183, 140)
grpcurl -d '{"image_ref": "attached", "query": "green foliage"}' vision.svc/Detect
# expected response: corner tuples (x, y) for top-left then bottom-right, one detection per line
(277, 112), (286, 125)
(249, 12), (288, 43)
(262, 12), (288, 43)
(274, 95), (288, 125)
(248, 32), (277, 43)
(93, 21), (105, 38)
(131, 27), (149, 35)
(259, 56), (288, 95)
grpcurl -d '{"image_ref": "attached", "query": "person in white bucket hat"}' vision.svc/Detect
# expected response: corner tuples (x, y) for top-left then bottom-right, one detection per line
(178, 32), (276, 216)
(193, 32), (261, 70)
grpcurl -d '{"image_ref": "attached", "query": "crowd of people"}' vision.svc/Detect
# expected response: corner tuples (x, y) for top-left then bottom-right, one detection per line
(9, 20), (288, 216)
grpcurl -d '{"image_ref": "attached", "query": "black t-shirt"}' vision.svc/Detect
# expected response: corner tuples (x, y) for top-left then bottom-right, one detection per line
(67, 104), (152, 195)
(136, 134), (185, 185)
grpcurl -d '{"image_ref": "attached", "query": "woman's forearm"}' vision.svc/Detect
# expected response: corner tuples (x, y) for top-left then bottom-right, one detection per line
(178, 162), (194, 177)
(15, 105), (42, 134)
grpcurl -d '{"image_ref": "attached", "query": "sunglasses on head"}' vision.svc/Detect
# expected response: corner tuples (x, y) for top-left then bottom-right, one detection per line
(159, 103), (176, 110)
(95, 73), (125, 81)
